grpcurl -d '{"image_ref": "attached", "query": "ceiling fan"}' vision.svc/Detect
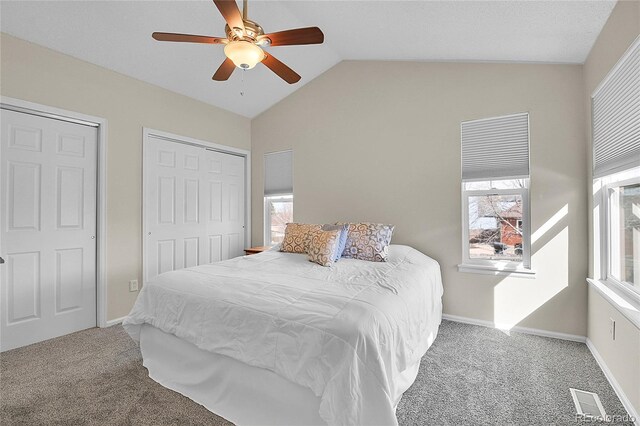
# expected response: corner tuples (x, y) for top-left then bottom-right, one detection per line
(152, 0), (324, 84)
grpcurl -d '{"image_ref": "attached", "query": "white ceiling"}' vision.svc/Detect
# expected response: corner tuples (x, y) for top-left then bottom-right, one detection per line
(1, 1), (616, 118)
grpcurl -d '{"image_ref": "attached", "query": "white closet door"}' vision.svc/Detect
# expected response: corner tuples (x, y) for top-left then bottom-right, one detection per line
(204, 150), (245, 264)
(0, 109), (97, 352)
(144, 136), (245, 283)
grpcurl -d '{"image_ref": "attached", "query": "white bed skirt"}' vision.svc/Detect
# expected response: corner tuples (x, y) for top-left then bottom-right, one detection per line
(139, 324), (422, 426)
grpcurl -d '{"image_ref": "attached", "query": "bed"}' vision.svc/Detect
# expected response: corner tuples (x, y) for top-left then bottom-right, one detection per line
(123, 244), (443, 426)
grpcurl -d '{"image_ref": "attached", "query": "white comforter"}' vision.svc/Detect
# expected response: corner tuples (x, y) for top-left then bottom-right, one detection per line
(123, 244), (443, 425)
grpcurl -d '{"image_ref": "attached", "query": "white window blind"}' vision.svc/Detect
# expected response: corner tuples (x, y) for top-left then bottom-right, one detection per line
(264, 150), (293, 195)
(461, 113), (530, 181)
(592, 36), (640, 178)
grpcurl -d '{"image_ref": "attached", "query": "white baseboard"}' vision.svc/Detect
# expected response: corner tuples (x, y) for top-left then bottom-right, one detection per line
(104, 316), (126, 327)
(586, 338), (639, 425)
(442, 313), (586, 343)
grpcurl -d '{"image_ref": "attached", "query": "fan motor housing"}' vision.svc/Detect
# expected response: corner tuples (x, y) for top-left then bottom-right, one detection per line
(226, 19), (264, 42)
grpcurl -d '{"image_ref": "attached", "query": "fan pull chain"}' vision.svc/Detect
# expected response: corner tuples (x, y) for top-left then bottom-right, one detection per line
(240, 69), (245, 97)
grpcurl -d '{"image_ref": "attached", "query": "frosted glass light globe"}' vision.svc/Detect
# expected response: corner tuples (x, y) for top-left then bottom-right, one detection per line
(224, 41), (264, 70)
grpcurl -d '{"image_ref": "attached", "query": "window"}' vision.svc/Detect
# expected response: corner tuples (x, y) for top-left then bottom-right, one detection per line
(264, 194), (293, 245)
(463, 179), (530, 269)
(591, 36), (639, 299)
(459, 113), (532, 276)
(264, 150), (293, 246)
(602, 170), (640, 295)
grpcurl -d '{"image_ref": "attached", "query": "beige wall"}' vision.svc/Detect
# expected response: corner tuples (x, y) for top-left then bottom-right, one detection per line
(588, 286), (640, 413)
(0, 33), (251, 320)
(252, 60), (588, 336)
(583, 0), (640, 416)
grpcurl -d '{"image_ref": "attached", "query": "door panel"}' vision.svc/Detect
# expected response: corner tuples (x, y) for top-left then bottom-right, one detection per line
(7, 251), (41, 323)
(145, 136), (246, 283)
(55, 247), (84, 313)
(184, 154), (199, 171)
(184, 237), (199, 268)
(56, 167), (84, 229)
(209, 181), (223, 222)
(157, 239), (176, 275)
(57, 133), (86, 157)
(158, 176), (176, 224)
(227, 233), (240, 260)
(1, 109), (97, 352)
(9, 124), (42, 151)
(209, 235), (222, 263)
(184, 179), (199, 223)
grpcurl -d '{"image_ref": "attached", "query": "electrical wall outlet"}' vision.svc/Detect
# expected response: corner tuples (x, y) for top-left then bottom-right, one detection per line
(129, 279), (139, 292)
(610, 318), (616, 341)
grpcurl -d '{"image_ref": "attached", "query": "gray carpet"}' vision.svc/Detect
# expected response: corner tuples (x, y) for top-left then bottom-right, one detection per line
(0, 320), (632, 425)
(396, 321), (632, 425)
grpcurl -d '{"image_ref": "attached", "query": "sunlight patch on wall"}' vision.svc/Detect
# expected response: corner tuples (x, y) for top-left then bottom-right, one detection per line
(494, 204), (570, 330)
(532, 204), (568, 244)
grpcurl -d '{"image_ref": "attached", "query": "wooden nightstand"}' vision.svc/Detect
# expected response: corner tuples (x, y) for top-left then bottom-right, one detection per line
(244, 246), (272, 255)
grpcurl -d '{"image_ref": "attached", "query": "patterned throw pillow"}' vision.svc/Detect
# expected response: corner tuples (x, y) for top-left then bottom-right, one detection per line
(307, 229), (342, 267)
(280, 223), (322, 254)
(337, 222), (395, 262)
(321, 224), (349, 262)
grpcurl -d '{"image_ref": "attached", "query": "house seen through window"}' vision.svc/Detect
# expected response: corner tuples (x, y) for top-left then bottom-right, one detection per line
(465, 179), (528, 264)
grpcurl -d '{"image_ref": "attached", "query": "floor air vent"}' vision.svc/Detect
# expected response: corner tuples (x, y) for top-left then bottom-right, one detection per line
(570, 388), (606, 419)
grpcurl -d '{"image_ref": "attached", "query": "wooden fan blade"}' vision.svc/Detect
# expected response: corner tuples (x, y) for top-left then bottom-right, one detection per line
(213, 0), (245, 34)
(152, 32), (226, 44)
(262, 53), (301, 84)
(212, 58), (236, 81)
(260, 27), (324, 47)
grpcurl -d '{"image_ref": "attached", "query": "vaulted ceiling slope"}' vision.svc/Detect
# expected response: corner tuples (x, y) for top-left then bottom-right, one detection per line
(0, 1), (616, 118)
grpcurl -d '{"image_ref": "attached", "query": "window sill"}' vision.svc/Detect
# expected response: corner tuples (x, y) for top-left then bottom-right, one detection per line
(586, 278), (640, 330)
(457, 263), (536, 279)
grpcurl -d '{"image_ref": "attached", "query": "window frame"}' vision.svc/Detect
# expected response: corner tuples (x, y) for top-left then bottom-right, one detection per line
(601, 173), (640, 297)
(460, 181), (533, 277)
(263, 193), (293, 246)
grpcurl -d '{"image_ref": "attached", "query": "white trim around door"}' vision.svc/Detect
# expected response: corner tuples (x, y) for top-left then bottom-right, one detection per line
(141, 127), (251, 286)
(0, 96), (109, 328)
